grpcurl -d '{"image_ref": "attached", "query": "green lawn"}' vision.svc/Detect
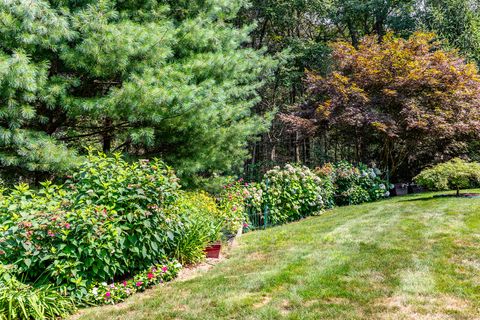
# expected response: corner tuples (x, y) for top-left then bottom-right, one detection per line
(75, 191), (480, 320)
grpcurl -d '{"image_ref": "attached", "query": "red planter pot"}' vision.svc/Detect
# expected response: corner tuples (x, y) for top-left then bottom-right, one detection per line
(204, 242), (221, 258)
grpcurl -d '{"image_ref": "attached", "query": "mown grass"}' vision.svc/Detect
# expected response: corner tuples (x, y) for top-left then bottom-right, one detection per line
(75, 191), (480, 319)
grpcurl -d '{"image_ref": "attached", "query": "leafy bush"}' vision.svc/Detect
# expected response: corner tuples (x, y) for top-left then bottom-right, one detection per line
(0, 151), (181, 299)
(0, 265), (75, 320)
(414, 158), (480, 196)
(311, 163), (336, 208)
(165, 191), (222, 264)
(250, 164), (327, 226)
(68, 151), (180, 213)
(317, 162), (390, 206)
(217, 179), (250, 235)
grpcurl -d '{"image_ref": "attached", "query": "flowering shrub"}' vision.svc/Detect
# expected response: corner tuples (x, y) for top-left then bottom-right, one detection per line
(0, 151), (182, 299)
(317, 162), (391, 206)
(67, 150), (180, 213)
(85, 259), (181, 305)
(217, 179), (250, 235)
(249, 164), (327, 226)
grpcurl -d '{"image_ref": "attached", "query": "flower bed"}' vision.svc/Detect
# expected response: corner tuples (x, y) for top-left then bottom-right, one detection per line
(85, 260), (181, 305)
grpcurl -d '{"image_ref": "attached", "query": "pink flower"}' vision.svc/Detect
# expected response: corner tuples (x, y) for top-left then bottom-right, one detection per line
(136, 281), (143, 287)
(232, 206), (237, 212)
(161, 266), (168, 272)
(123, 281), (127, 287)
(65, 223), (71, 229)
(105, 292), (111, 298)
(243, 223), (249, 228)
(147, 273), (154, 279)
(110, 283), (115, 288)
(151, 267), (157, 273)
(47, 230), (55, 237)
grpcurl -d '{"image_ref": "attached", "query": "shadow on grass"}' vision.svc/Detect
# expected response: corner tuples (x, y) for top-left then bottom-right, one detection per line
(399, 196), (437, 202)
(399, 193), (480, 202)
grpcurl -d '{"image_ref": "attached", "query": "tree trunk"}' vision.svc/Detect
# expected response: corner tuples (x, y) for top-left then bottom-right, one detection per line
(102, 117), (112, 153)
(347, 19), (359, 48)
(295, 132), (300, 163)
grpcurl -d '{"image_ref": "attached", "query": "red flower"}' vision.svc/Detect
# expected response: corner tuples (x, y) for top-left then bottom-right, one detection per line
(161, 266), (168, 272)
(147, 273), (154, 279)
(136, 281), (143, 287)
(123, 281), (127, 287)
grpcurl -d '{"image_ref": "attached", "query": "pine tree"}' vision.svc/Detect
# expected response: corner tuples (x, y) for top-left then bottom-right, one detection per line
(0, 0), (274, 178)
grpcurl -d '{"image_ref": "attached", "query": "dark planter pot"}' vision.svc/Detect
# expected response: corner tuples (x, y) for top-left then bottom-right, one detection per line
(204, 242), (222, 259)
(408, 184), (424, 194)
(393, 183), (408, 196)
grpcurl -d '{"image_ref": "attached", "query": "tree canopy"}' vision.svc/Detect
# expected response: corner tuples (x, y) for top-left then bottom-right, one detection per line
(291, 32), (480, 178)
(0, 0), (274, 179)
(2, 0), (480, 183)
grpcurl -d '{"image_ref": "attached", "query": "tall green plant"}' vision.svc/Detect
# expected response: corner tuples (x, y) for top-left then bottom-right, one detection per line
(0, 0), (274, 179)
(414, 158), (480, 196)
(0, 265), (75, 320)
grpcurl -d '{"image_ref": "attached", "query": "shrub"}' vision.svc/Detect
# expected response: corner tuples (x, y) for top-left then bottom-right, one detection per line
(217, 179), (250, 235)
(165, 191), (222, 264)
(0, 151), (181, 299)
(0, 265), (75, 320)
(317, 162), (390, 206)
(251, 164), (327, 226)
(414, 158), (480, 196)
(67, 151), (180, 213)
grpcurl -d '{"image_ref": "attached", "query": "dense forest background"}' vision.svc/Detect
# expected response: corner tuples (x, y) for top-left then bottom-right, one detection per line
(1, 0), (480, 185)
(237, 0), (480, 182)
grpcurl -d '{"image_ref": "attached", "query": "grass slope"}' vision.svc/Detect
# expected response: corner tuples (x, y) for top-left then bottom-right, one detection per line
(76, 191), (480, 320)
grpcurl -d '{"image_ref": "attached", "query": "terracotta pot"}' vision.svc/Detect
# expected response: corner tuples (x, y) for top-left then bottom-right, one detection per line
(204, 242), (221, 258)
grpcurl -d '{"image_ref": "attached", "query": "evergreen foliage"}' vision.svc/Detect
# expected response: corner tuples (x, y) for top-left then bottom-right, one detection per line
(0, 0), (273, 178)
